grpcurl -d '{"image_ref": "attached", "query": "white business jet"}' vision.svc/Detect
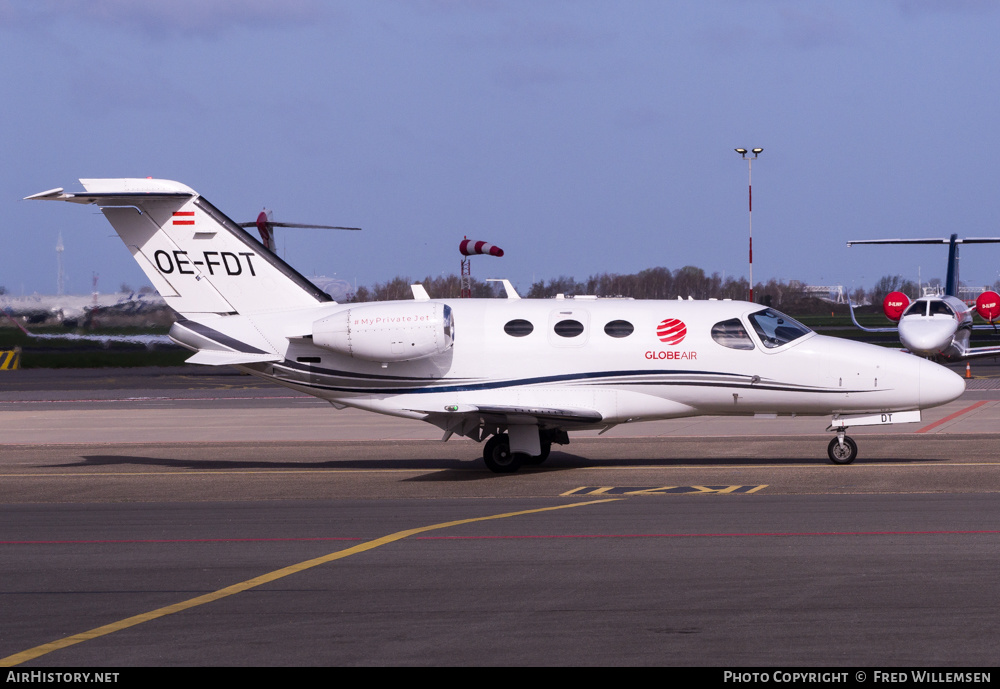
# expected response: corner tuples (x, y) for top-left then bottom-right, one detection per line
(27, 179), (965, 470)
(847, 235), (1000, 361)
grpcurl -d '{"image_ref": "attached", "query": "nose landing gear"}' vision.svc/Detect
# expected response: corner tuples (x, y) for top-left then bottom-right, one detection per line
(825, 411), (922, 465)
(827, 431), (858, 465)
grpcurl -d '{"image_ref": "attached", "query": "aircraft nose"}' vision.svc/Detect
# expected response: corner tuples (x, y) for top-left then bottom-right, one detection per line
(898, 318), (954, 356)
(918, 357), (965, 408)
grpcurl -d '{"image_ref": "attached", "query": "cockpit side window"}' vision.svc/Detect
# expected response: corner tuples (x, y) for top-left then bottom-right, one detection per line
(711, 318), (755, 350)
(902, 301), (926, 317)
(928, 300), (954, 317)
(747, 309), (812, 349)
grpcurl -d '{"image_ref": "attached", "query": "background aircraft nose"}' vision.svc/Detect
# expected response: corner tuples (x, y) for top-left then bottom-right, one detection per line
(918, 358), (965, 408)
(898, 318), (955, 356)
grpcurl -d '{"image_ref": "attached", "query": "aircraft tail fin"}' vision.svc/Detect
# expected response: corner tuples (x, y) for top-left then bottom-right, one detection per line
(27, 179), (333, 317)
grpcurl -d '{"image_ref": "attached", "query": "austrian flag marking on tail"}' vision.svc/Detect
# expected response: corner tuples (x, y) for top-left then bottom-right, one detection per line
(656, 318), (687, 345)
(172, 211), (195, 226)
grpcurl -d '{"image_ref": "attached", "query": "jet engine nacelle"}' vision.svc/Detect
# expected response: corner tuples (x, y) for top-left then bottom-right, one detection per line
(312, 302), (454, 363)
(883, 291), (910, 322)
(976, 290), (1000, 323)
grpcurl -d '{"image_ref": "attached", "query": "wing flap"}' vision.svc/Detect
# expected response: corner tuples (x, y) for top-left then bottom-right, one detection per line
(471, 404), (603, 425)
(408, 403), (603, 431)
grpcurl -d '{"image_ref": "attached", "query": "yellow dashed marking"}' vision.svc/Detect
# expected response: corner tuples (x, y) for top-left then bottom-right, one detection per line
(563, 485), (768, 495)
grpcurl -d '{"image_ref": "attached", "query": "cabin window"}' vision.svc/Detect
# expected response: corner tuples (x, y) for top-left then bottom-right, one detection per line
(748, 309), (811, 349)
(711, 318), (755, 350)
(604, 320), (634, 338)
(554, 319), (585, 338)
(504, 319), (534, 337)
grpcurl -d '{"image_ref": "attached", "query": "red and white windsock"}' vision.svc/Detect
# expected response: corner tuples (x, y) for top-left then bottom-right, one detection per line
(459, 239), (504, 257)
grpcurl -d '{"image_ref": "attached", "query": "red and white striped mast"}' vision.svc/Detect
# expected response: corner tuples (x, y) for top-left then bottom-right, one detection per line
(735, 147), (762, 302)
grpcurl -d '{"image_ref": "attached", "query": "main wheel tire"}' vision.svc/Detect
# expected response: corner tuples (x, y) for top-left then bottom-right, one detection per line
(483, 434), (522, 473)
(827, 436), (858, 465)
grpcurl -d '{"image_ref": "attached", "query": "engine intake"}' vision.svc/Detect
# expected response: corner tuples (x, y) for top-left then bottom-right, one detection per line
(312, 302), (454, 363)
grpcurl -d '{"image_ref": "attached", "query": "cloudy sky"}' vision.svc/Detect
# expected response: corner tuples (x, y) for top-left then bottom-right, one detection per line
(3, 0), (1000, 298)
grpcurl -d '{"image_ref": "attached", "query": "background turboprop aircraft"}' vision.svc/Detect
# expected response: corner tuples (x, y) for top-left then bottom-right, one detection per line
(236, 208), (360, 253)
(27, 179), (966, 471)
(1, 309), (172, 348)
(847, 234), (1000, 361)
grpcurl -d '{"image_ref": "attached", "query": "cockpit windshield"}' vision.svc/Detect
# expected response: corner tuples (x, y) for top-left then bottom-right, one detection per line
(747, 308), (812, 349)
(902, 300), (956, 318)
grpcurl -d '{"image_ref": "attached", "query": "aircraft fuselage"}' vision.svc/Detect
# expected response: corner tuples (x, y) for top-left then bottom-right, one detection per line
(196, 297), (963, 429)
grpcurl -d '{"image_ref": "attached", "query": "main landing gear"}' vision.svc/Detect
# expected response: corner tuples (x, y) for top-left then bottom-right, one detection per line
(482, 431), (559, 473)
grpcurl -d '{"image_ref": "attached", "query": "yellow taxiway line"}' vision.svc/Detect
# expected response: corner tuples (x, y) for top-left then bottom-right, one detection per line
(0, 498), (620, 667)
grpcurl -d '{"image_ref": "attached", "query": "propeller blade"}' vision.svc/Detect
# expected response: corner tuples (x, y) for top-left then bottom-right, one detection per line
(236, 209), (361, 253)
(266, 222), (361, 230)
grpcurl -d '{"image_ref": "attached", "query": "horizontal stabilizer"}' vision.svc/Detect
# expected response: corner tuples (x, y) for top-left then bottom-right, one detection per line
(25, 178), (196, 205)
(847, 237), (1000, 245)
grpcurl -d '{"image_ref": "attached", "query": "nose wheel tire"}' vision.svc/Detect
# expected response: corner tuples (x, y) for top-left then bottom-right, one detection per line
(483, 434), (523, 473)
(827, 436), (858, 465)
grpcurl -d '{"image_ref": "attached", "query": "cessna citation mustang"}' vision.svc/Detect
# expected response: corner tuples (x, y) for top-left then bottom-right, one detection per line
(27, 179), (965, 471)
(847, 235), (1000, 361)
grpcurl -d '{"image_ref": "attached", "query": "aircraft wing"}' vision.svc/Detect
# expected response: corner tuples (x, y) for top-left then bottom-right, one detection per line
(956, 344), (1000, 360)
(847, 300), (898, 333)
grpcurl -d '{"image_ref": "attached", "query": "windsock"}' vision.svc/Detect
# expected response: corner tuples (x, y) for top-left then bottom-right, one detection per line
(459, 239), (504, 257)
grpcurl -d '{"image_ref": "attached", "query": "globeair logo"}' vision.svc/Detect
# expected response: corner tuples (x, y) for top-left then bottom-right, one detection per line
(656, 318), (687, 345)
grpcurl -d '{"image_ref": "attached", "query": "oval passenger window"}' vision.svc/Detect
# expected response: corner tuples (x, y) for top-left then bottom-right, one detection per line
(503, 319), (534, 337)
(603, 320), (634, 338)
(554, 319), (585, 338)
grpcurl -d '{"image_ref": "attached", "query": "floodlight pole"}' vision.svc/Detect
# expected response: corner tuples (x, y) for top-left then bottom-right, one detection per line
(735, 148), (762, 302)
